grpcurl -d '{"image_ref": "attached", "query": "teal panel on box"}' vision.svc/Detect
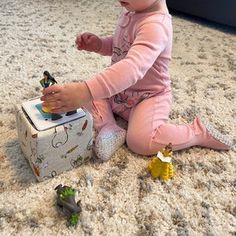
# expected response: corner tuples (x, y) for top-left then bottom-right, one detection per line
(35, 103), (51, 120)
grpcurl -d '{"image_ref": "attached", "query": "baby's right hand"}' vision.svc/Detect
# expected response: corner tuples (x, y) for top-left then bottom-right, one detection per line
(75, 32), (102, 52)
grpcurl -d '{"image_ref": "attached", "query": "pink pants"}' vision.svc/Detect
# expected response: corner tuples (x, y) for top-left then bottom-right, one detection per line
(85, 91), (203, 155)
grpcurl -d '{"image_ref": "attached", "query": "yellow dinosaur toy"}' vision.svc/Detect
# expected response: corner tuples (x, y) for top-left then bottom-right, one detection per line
(148, 143), (174, 181)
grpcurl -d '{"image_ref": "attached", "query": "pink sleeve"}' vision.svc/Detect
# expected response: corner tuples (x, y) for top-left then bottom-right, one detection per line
(97, 36), (113, 56)
(86, 21), (170, 100)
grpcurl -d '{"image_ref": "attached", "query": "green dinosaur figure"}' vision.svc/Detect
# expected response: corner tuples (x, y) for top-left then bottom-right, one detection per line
(55, 184), (82, 227)
(59, 187), (76, 200)
(69, 213), (80, 227)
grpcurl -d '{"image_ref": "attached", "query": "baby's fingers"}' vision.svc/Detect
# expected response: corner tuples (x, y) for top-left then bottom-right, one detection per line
(42, 84), (62, 96)
(41, 85), (62, 102)
(41, 92), (61, 103)
(81, 33), (93, 44)
(75, 34), (82, 46)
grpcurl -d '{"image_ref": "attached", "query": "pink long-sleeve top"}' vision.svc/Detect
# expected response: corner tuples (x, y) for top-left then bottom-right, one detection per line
(85, 10), (173, 101)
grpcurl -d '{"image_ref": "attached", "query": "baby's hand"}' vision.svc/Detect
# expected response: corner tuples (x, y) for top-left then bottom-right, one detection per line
(40, 82), (92, 114)
(75, 32), (102, 52)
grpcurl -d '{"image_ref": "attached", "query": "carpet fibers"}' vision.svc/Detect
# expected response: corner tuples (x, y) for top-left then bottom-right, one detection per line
(0, 0), (235, 235)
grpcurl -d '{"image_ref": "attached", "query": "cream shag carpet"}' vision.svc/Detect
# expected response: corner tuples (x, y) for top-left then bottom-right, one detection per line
(0, 0), (236, 235)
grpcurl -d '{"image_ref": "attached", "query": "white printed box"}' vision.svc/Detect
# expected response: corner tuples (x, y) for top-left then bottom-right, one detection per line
(15, 101), (93, 182)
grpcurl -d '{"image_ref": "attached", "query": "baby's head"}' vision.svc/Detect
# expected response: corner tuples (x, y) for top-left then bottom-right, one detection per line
(118, 0), (159, 12)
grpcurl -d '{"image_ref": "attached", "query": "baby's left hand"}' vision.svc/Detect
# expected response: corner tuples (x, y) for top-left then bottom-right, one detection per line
(40, 82), (92, 113)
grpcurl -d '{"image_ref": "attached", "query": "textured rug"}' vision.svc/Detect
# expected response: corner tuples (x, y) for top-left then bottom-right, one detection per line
(0, 0), (235, 235)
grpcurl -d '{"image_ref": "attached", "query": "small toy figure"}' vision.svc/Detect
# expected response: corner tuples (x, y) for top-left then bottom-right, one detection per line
(147, 143), (174, 181)
(40, 71), (62, 120)
(40, 71), (77, 120)
(55, 184), (82, 227)
(40, 71), (58, 88)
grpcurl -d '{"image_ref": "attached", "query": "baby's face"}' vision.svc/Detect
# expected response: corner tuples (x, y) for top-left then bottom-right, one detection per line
(118, 0), (158, 12)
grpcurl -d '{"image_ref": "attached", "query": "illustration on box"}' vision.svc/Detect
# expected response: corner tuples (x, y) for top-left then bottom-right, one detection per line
(16, 106), (93, 180)
(15, 71), (94, 181)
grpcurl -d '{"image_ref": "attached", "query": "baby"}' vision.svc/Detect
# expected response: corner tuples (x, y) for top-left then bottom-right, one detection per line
(41, 0), (233, 161)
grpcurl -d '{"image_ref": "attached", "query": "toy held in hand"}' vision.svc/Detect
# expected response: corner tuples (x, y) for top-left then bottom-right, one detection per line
(148, 143), (174, 181)
(40, 71), (61, 118)
(55, 184), (82, 227)
(40, 71), (77, 120)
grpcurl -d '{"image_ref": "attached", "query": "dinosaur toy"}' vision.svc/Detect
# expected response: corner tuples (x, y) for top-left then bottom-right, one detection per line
(148, 143), (174, 181)
(55, 184), (82, 227)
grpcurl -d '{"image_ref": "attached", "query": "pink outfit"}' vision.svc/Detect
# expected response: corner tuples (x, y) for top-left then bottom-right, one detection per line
(84, 10), (230, 155)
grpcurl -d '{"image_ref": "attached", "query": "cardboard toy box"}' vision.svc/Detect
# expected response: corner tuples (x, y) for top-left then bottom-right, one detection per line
(15, 102), (93, 182)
